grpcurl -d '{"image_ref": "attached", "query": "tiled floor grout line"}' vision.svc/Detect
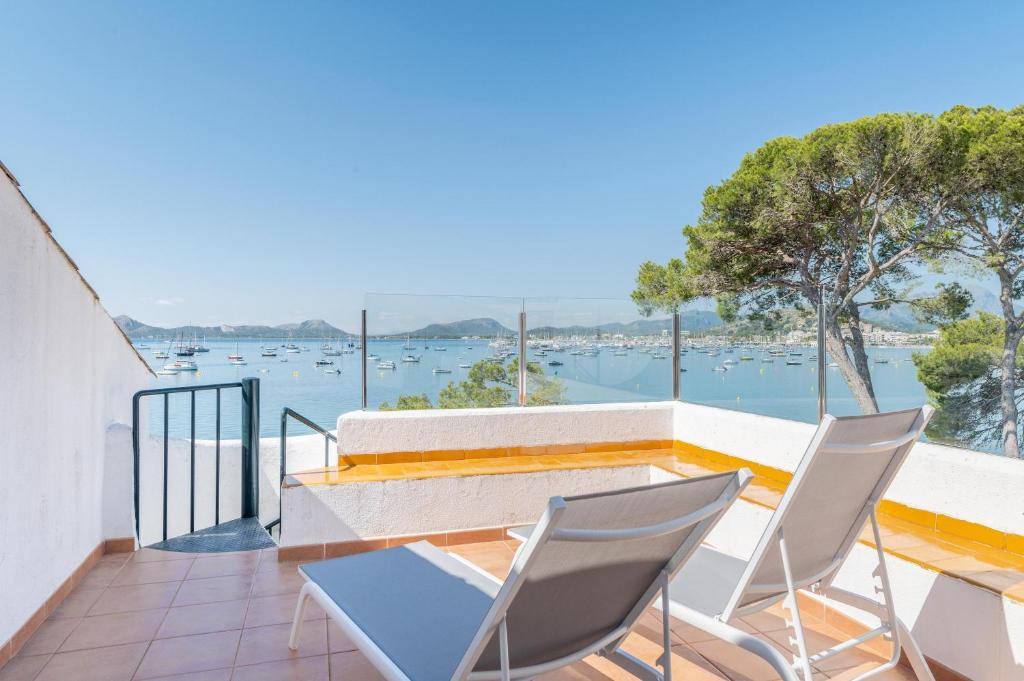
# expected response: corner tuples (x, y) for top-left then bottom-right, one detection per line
(128, 557), (190, 681)
(227, 554), (262, 677)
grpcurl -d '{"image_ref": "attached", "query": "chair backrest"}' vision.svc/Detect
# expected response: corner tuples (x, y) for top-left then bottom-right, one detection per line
(722, 406), (933, 619)
(454, 469), (752, 679)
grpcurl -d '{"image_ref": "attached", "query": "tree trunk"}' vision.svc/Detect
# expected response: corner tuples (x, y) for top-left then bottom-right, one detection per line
(998, 328), (1021, 458)
(843, 308), (878, 409)
(823, 317), (879, 415)
(996, 271), (1021, 458)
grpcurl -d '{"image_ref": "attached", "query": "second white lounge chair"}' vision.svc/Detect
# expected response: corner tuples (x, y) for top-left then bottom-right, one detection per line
(289, 468), (752, 680)
(512, 407), (937, 680)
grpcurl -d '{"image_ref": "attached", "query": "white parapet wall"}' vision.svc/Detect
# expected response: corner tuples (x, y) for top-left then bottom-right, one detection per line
(337, 401), (676, 453)
(0, 165), (153, 649)
(282, 464), (667, 546)
(672, 401), (1024, 536)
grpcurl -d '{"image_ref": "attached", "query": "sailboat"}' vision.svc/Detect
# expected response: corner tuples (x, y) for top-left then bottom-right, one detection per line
(154, 341), (171, 360)
(174, 333), (194, 357)
(228, 340), (245, 364)
(190, 331), (209, 353)
(322, 337), (342, 356)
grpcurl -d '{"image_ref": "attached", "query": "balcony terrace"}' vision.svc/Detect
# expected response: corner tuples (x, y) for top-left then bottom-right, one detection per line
(3, 163), (1023, 681)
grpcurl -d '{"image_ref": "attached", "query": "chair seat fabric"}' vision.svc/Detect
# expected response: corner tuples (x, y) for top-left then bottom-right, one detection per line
(668, 545), (748, 617)
(300, 541), (499, 681)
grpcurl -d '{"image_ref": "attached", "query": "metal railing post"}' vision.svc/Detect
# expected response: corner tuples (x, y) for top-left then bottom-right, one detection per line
(132, 393), (141, 542)
(240, 377), (260, 519)
(278, 408), (287, 534)
(817, 289), (827, 421)
(518, 311), (527, 406)
(672, 311), (681, 401)
(361, 309), (368, 410)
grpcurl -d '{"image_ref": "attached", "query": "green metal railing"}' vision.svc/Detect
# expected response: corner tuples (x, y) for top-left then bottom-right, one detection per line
(131, 377), (261, 543)
(275, 407), (337, 531)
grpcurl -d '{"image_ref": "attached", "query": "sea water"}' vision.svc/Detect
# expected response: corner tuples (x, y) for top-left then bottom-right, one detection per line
(138, 338), (930, 440)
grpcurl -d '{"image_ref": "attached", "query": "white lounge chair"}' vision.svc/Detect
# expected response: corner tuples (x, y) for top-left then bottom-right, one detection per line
(288, 469), (752, 680)
(514, 406), (937, 681)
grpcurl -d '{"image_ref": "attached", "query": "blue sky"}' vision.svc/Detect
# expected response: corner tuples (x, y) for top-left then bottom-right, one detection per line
(3, 1), (1023, 331)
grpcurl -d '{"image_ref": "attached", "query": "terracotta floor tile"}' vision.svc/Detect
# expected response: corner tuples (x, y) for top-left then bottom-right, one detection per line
(235, 622), (326, 667)
(764, 626), (885, 673)
(243, 594), (324, 629)
(131, 550), (199, 564)
(614, 630), (730, 679)
(0, 654), (52, 681)
(172, 576), (252, 607)
(255, 559), (303, 576)
(17, 618), (80, 656)
(668, 619), (722, 644)
(541, 643), (728, 681)
(689, 638), (789, 681)
(35, 642), (148, 681)
(250, 569), (305, 599)
(741, 604), (792, 633)
(156, 600), (248, 639)
(111, 560), (193, 587)
(186, 555), (259, 581)
(88, 583), (180, 616)
(633, 612), (684, 645)
(328, 652), (385, 681)
(134, 630), (241, 679)
(137, 670), (232, 681)
(98, 554), (134, 567)
(77, 563), (126, 591)
(823, 662), (916, 679)
(231, 655), (328, 681)
(61, 609), (167, 652)
(49, 588), (104, 620)
(326, 621), (358, 654)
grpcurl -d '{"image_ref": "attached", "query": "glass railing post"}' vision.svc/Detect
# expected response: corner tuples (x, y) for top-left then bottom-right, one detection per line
(672, 311), (681, 400)
(360, 309), (368, 410)
(817, 290), (827, 421)
(518, 311), (527, 406)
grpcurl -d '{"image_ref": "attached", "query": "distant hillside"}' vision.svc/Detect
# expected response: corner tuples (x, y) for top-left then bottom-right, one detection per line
(528, 310), (721, 338)
(114, 316), (351, 339)
(860, 282), (1002, 332)
(402, 318), (516, 338)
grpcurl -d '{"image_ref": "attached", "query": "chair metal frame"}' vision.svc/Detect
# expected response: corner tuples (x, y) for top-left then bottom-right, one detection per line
(289, 469), (752, 681)
(664, 406), (937, 681)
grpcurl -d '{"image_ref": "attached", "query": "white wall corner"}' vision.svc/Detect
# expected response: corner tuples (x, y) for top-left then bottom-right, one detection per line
(102, 422), (137, 540)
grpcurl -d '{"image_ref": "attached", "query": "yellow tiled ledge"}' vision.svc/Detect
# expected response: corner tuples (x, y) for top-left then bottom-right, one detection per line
(288, 441), (1024, 603)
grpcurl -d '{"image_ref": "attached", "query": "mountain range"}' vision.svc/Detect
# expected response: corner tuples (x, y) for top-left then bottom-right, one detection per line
(114, 316), (351, 339)
(117, 308), (727, 341)
(118, 291), (995, 342)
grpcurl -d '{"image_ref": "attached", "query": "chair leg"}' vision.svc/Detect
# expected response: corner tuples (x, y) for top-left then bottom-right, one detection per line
(288, 583), (312, 650)
(660, 571), (672, 680)
(778, 530), (815, 681)
(893, 617), (936, 681)
(663, 602), (800, 681)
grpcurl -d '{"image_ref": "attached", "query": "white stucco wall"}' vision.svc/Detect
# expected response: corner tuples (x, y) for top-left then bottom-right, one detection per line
(280, 464), (662, 546)
(0, 168), (153, 646)
(337, 401), (676, 454)
(336, 400), (1024, 535)
(672, 401), (1024, 535)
